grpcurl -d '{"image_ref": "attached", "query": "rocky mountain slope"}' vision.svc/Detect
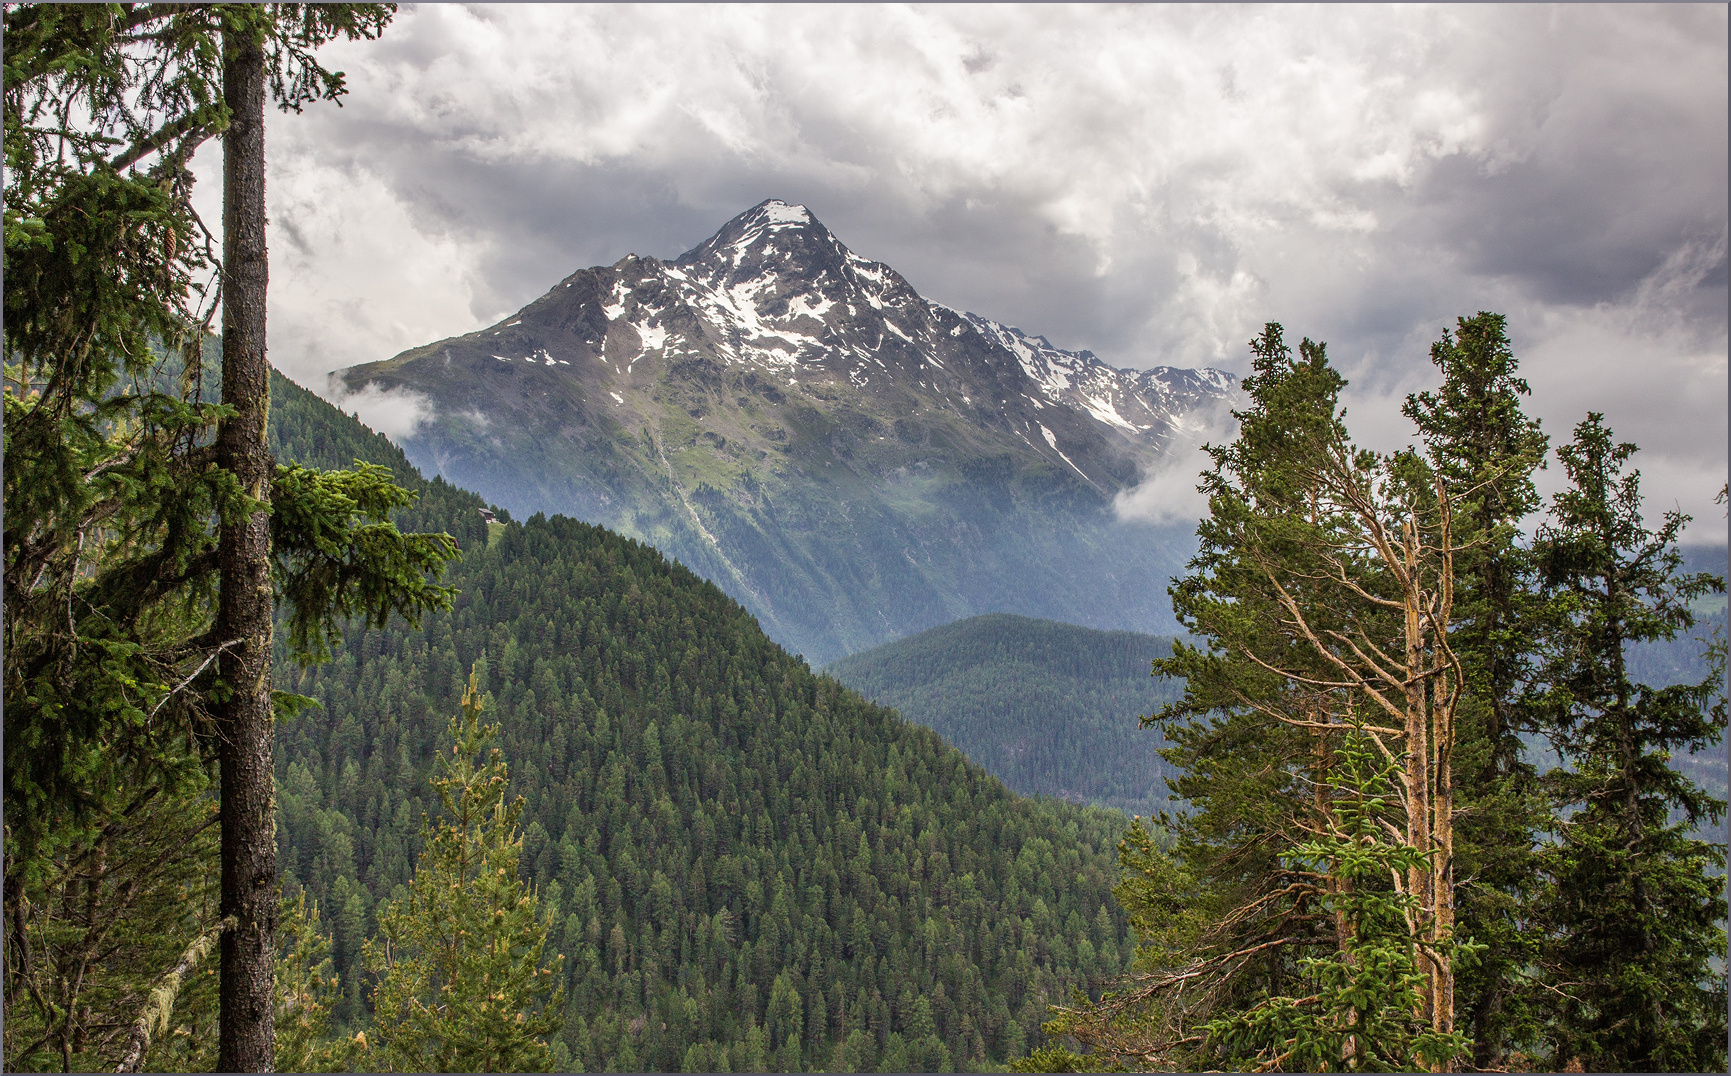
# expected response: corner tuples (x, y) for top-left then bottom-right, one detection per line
(339, 200), (1237, 662)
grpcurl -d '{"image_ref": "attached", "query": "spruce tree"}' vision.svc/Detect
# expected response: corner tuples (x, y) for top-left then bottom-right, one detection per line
(364, 671), (564, 1073)
(1032, 323), (1478, 1069)
(1199, 739), (1476, 1073)
(1145, 323), (1357, 1033)
(1529, 414), (1727, 1072)
(1402, 312), (1549, 1067)
(3, 9), (448, 1068)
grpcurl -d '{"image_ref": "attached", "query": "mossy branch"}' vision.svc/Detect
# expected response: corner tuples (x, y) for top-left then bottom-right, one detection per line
(114, 914), (235, 1073)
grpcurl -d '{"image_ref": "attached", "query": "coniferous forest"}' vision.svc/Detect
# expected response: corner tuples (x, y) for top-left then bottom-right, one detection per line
(5, 7), (1726, 1075)
(267, 375), (1137, 1073)
(826, 615), (1183, 818)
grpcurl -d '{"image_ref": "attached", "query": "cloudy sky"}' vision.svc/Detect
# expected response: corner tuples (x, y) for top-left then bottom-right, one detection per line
(193, 3), (1728, 542)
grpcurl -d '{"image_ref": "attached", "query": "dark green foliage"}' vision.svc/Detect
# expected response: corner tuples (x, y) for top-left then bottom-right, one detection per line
(274, 891), (358, 1073)
(4, 0), (236, 868)
(1529, 414), (1727, 1072)
(1056, 313), (1727, 1072)
(5, 18), (448, 1067)
(0, 0), (407, 868)
(277, 516), (1133, 1070)
(1402, 312), (1551, 1065)
(0, 784), (221, 1072)
(1025, 324), (1476, 1072)
(264, 379), (1133, 1071)
(3, 8), (469, 1067)
(1197, 740), (1476, 1073)
(270, 462), (456, 665)
(826, 614), (1183, 817)
(1623, 543), (1727, 806)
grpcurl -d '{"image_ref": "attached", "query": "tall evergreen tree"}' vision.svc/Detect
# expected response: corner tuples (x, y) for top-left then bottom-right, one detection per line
(364, 671), (564, 1073)
(1529, 414), (1726, 1072)
(3, 8), (444, 1070)
(1141, 324), (1356, 1042)
(1402, 312), (1549, 1066)
(1031, 323), (1477, 1070)
(215, 15), (276, 1066)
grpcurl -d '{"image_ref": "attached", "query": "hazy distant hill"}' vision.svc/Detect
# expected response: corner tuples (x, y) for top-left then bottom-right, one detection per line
(826, 614), (1183, 818)
(338, 199), (1236, 663)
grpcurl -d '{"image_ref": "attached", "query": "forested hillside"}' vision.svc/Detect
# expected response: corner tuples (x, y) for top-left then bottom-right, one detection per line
(267, 373), (1134, 1072)
(826, 615), (1184, 818)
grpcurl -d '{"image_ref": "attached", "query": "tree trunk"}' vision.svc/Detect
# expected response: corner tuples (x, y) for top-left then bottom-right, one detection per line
(1399, 520), (1437, 1033)
(217, 25), (276, 1073)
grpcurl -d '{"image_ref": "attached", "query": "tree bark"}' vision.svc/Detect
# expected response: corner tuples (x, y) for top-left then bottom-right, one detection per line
(217, 24), (276, 1073)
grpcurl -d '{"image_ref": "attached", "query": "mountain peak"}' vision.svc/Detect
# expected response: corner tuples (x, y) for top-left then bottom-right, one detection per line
(751, 199), (813, 225)
(341, 198), (1240, 658)
(666, 198), (926, 333)
(677, 198), (836, 267)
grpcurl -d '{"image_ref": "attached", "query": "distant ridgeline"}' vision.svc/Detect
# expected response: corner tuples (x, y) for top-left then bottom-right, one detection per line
(267, 371), (1134, 1072)
(826, 614), (1184, 819)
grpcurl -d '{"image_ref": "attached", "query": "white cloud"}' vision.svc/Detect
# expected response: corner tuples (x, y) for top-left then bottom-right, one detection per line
(181, 4), (1721, 535)
(1114, 399), (1240, 526)
(324, 378), (435, 441)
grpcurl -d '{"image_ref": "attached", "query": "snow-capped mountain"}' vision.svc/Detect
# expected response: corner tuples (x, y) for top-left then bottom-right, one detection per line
(339, 199), (1238, 661)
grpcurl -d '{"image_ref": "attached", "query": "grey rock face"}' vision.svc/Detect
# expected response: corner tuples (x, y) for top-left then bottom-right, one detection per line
(340, 199), (1239, 662)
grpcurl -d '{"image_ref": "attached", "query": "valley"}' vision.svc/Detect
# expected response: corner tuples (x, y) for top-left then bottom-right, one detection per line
(269, 362), (1728, 1071)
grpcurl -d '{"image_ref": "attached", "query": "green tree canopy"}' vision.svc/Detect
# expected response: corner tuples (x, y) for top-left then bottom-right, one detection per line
(1529, 414), (1726, 1072)
(363, 670), (564, 1073)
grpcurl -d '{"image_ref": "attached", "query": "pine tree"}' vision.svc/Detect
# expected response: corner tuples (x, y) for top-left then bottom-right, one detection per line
(1529, 414), (1727, 1072)
(271, 890), (361, 1074)
(1019, 324), (1480, 1072)
(1198, 738), (1477, 1073)
(1401, 312), (1550, 1067)
(364, 670), (564, 1073)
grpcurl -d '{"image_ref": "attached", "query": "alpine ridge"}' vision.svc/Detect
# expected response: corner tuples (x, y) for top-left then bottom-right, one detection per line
(340, 200), (1239, 662)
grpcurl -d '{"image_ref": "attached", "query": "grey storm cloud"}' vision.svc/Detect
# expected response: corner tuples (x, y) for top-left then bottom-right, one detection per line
(191, 3), (1727, 540)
